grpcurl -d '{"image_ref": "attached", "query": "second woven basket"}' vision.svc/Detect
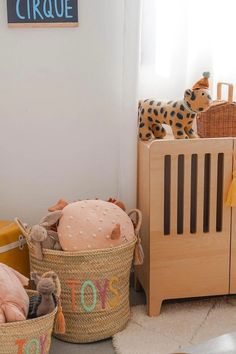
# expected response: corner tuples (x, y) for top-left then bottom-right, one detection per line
(0, 290), (57, 354)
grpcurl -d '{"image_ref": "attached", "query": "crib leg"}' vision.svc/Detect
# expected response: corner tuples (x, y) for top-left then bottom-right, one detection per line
(134, 274), (142, 292)
(147, 297), (162, 316)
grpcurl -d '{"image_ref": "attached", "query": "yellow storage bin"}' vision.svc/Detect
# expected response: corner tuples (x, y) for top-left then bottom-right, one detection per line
(0, 221), (30, 277)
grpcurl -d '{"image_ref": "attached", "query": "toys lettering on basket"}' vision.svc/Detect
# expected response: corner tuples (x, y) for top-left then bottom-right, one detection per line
(138, 72), (212, 140)
(15, 331), (51, 354)
(66, 276), (121, 313)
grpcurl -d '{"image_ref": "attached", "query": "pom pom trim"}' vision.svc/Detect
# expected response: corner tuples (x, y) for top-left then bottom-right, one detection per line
(203, 71), (210, 78)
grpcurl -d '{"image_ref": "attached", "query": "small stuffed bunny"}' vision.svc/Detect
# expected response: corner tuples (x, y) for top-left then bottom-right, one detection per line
(30, 211), (62, 250)
(0, 263), (29, 323)
(15, 211), (63, 260)
(29, 271), (65, 333)
(30, 271), (58, 317)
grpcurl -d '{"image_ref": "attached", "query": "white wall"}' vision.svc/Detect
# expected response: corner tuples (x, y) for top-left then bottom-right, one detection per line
(0, 0), (140, 224)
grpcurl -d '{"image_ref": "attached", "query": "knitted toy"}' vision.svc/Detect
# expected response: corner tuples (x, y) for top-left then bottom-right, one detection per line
(16, 199), (143, 264)
(30, 271), (58, 318)
(138, 72), (212, 140)
(15, 212), (62, 261)
(48, 198), (144, 265)
(47, 197), (126, 232)
(48, 198), (143, 262)
(15, 199), (138, 253)
(29, 271), (65, 333)
(57, 199), (136, 251)
(0, 263), (29, 323)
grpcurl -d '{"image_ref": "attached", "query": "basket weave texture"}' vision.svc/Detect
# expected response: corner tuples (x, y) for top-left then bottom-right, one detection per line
(197, 82), (236, 138)
(30, 238), (136, 343)
(0, 290), (57, 354)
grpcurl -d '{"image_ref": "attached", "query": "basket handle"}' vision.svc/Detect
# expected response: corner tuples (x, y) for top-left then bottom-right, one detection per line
(217, 82), (234, 103)
(128, 209), (142, 236)
(14, 217), (32, 245)
(128, 209), (144, 265)
(14, 217), (43, 259)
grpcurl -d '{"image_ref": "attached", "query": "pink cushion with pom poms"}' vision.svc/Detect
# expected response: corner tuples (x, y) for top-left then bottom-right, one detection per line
(57, 200), (135, 251)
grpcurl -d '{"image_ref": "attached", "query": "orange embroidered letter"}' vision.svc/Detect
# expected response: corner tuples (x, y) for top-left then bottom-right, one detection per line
(66, 280), (80, 311)
(16, 339), (27, 354)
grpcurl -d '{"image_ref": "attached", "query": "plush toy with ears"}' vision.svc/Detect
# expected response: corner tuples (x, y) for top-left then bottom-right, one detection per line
(138, 72), (212, 140)
(29, 271), (65, 333)
(15, 211), (63, 261)
(30, 271), (57, 317)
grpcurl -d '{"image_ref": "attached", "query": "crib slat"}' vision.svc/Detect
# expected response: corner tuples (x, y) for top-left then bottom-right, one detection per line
(183, 154), (191, 235)
(170, 155), (178, 236)
(150, 153), (164, 239)
(196, 154), (204, 234)
(209, 153), (218, 233)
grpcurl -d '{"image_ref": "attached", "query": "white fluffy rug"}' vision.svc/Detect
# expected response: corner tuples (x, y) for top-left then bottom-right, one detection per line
(113, 297), (236, 354)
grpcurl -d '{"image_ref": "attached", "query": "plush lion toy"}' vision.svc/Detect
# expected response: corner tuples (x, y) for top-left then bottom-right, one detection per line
(138, 72), (212, 140)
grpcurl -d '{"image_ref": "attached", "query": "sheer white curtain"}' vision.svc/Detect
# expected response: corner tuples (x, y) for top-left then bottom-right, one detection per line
(139, 0), (236, 101)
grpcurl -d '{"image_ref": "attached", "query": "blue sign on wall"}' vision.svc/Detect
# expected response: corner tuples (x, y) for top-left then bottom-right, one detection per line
(7, 0), (79, 27)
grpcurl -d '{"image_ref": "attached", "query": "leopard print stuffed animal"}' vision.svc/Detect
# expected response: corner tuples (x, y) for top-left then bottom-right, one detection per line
(138, 72), (212, 140)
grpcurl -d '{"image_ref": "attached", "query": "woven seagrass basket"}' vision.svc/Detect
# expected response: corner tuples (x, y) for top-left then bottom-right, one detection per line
(197, 82), (236, 137)
(15, 210), (141, 343)
(0, 290), (57, 354)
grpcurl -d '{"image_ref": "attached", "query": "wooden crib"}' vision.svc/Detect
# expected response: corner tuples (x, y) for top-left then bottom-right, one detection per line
(135, 137), (236, 316)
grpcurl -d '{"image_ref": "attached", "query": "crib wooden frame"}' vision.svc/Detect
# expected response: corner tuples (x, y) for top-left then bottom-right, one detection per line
(135, 137), (235, 316)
